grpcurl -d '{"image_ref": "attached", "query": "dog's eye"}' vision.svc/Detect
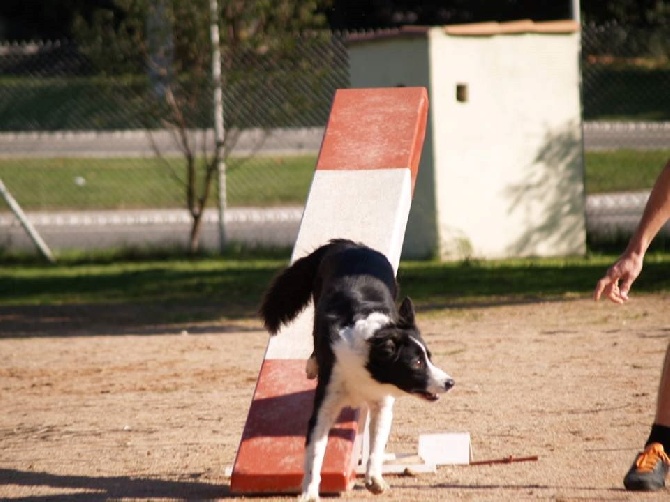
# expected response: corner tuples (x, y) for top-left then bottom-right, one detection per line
(412, 358), (424, 369)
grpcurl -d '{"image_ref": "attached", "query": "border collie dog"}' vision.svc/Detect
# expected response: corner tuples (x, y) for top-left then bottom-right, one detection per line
(260, 239), (454, 501)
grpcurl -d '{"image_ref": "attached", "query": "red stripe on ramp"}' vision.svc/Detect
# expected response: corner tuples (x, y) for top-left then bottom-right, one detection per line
(230, 359), (361, 494)
(316, 87), (428, 192)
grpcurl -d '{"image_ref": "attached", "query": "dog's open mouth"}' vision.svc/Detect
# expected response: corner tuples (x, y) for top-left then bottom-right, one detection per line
(414, 391), (439, 402)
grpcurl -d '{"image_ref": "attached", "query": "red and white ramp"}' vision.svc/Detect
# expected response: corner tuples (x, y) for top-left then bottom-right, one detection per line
(230, 87), (429, 495)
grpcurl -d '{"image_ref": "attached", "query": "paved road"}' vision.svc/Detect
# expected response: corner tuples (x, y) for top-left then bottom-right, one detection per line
(0, 128), (324, 158)
(0, 207), (304, 252)
(1, 192), (661, 254)
(582, 122), (670, 151)
(0, 122), (668, 158)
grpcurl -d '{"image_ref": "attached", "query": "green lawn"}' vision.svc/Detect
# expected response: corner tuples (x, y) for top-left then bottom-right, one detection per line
(583, 64), (670, 121)
(0, 149), (668, 213)
(2, 253), (670, 317)
(584, 150), (670, 194)
(0, 155), (316, 210)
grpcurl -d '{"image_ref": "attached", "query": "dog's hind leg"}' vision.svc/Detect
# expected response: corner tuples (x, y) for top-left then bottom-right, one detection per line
(364, 396), (395, 494)
(300, 381), (345, 502)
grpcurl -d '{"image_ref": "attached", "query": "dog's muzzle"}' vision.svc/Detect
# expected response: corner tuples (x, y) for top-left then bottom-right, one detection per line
(416, 378), (454, 401)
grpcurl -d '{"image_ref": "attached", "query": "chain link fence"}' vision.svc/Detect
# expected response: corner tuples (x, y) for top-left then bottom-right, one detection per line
(0, 32), (347, 251)
(581, 23), (670, 247)
(0, 33), (347, 207)
(0, 24), (669, 253)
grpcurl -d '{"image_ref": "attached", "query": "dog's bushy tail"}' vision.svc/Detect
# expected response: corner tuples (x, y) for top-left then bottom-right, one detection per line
(260, 243), (332, 335)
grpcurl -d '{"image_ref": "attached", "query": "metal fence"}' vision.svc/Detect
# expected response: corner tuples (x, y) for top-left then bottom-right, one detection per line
(581, 24), (670, 244)
(0, 32), (347, 251)
(0, 32), (347, 207)
(0, 24), (669, 253)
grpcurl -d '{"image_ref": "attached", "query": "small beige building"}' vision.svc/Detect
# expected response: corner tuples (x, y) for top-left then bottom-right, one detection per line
(348, 20), (586, 260)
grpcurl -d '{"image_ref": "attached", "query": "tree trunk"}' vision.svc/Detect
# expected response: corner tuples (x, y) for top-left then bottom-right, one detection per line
(188, 210), (204, 254)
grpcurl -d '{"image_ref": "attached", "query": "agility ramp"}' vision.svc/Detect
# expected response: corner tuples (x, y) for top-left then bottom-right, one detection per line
(230, 87), (428, 495)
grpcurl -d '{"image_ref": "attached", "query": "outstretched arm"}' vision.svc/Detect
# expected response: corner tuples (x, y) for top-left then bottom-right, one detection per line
(594, 160), (670, 303)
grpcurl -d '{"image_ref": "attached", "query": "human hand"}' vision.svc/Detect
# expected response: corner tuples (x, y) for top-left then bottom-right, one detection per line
(593, 252), (644, 304)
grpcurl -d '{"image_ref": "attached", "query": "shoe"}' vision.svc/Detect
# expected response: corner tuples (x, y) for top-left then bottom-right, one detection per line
(623, 442), (670, 491)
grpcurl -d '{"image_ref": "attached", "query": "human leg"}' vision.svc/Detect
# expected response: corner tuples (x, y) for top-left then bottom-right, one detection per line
(652, 341), (670, 429)
(624, 342), (670, 491)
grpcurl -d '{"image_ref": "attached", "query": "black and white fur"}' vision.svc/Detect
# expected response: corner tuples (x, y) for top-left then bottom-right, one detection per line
(260, 239), (454, 501)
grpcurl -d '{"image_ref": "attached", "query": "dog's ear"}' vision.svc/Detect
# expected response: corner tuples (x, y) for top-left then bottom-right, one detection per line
(368, 332), (399, 360)
(398, 297), (415, 325)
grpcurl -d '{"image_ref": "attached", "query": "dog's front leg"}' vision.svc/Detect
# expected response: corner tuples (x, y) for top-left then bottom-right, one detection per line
(300, 384), (344, 502)
(365, 395), (395, 494)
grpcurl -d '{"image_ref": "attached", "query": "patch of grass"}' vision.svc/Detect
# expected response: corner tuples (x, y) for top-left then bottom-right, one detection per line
(0, 258), (283, 314)
(0, 242), (293, 266)
(3, 254), (670, 319)
(398, 254), (670, 309)
(583, 64), (670, 121)
(0, 155), (315, 210)
(0, 76), (153, 131)
(1, 150), (667, 214)
(584, 150), (670, 194)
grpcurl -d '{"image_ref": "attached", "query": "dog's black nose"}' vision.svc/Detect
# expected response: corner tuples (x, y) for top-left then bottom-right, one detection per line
(445, 379), (455, 391)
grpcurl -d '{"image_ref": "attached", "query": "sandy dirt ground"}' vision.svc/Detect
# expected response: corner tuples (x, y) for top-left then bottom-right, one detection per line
(2, 294), (670, 501)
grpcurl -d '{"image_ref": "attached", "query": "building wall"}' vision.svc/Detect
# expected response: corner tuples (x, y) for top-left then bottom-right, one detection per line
(348, 36), (438, 259)
(348, 25), (586, 260)
(428, 27), (586, 259)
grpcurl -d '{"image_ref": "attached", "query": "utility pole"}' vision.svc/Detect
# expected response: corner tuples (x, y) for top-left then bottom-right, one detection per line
(570, 0), (580, 23)
(210, 0), (226, 252)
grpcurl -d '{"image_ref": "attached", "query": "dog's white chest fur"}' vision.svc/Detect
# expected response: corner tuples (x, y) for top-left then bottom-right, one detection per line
(330, 313), (403, 405)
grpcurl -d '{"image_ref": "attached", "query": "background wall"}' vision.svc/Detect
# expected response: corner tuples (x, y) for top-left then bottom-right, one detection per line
(349, 24), (586, 259)
(348, 33), (438, 259)
(429, 26), (585, 259)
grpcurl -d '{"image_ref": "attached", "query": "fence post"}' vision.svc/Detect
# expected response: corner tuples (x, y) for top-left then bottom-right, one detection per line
(210, 0), (227, 253)
(570, 0), (580, 23)
(0, 179), (55, 263)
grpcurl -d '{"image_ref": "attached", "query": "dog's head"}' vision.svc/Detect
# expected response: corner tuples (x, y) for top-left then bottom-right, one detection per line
(365, 297), (454, 401)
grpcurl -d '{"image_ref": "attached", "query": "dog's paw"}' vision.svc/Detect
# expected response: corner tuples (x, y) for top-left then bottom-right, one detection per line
(305, 356), (318, 380)
(297, 492), (319, 502)
(365, 476), (389, 495)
